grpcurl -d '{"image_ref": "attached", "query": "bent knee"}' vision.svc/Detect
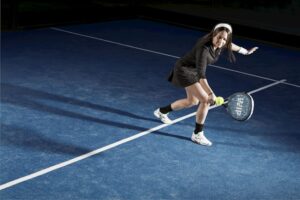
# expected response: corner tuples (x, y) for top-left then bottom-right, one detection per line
(186, 99), (199, 107)
(199, 95), (210, 105)
(190, 99), (199, 107)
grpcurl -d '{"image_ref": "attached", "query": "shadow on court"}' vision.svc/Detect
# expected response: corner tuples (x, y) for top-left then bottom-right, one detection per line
(0, 124), (92, 156)
(0, 83), (191, 148)
(0, 123), (190, 156)
(1, 83), (158, 123)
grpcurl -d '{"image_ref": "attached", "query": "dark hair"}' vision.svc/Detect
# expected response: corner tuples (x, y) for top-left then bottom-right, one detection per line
(198, 27), (236, 62)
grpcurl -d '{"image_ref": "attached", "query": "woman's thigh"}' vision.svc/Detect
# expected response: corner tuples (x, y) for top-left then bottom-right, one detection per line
(185, 82), (208, 103)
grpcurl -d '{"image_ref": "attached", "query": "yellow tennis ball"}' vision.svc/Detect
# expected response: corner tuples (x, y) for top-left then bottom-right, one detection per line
(215, 97), (224, 105)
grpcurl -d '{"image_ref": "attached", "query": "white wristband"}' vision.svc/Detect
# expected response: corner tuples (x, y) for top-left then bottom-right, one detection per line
(238, 47), (248, 55)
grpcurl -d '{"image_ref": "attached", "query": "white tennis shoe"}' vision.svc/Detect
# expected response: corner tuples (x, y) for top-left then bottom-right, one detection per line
(154, 109), (172, 124)
(191, 131), (212, 146)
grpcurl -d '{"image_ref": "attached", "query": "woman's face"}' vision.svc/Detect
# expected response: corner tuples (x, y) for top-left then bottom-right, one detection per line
(212, 30), (228, 49)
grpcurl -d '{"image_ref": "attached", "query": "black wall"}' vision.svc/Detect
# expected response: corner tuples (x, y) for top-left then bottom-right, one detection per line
(2, 0), (300, 48)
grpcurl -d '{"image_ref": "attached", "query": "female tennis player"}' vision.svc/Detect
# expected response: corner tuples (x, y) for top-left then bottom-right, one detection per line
(154, 23), (258, 146)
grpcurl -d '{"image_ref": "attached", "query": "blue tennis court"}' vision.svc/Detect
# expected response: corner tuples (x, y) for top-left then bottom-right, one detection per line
(1, 19), (300, 200)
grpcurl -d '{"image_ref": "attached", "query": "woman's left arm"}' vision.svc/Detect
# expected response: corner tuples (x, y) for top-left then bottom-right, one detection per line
(231, 43), (259, 55)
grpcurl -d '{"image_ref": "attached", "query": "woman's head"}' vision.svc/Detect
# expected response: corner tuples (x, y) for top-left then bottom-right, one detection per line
(198, 23), (235, 62)
(212, 30), (229, 49)
(209, 23), (235, 62)
(212, 23), (232, 49)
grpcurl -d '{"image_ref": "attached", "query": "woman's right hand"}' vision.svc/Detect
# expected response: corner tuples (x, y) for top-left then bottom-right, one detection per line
(208, 93), (216, 105)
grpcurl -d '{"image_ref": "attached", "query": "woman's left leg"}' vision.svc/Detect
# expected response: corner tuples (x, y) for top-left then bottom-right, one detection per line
(185, 82), (212, 146)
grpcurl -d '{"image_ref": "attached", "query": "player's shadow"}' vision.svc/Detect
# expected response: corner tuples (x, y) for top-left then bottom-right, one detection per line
(0, 123), (92, 156)
(1, 83), (157, 122)
(1, 83), (190, 143)
(1, 123), (190, 158)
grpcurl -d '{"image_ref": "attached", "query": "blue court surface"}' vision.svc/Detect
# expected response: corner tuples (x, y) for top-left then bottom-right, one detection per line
(1, 19), (300, 200)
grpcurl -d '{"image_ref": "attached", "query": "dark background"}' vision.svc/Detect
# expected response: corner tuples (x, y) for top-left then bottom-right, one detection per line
(2, 0), (300, 48)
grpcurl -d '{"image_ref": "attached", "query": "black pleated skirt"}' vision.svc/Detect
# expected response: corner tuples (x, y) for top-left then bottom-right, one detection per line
(168, 63), (199, 88)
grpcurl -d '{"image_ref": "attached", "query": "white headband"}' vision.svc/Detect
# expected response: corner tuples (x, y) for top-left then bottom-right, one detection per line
(214, 23), (232, 33)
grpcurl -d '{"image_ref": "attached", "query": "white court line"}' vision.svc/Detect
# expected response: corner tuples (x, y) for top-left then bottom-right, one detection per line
(50, 27), (179, 59)
(50, 27), (300, 88)
(0, 79), (286, 190)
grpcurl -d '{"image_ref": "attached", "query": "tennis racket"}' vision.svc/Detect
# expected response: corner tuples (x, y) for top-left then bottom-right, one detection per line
(222, 92), (254, 121)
